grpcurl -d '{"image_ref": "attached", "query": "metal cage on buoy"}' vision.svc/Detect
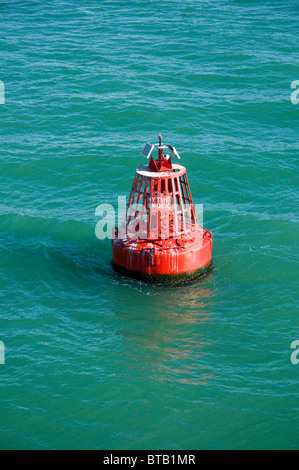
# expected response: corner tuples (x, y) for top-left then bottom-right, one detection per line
(112, 136), (212, 283)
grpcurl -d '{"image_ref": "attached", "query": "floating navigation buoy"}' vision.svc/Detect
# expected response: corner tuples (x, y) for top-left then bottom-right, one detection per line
(112, 136), (212, 283)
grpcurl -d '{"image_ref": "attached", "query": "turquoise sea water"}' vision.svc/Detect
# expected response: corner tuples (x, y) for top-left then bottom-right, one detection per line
(0, 0), (298, 450)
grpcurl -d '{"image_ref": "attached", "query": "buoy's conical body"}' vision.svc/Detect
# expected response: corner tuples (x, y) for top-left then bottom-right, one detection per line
(112, 158), (212, 283)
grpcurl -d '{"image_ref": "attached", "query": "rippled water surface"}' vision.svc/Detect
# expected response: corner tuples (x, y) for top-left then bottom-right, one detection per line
(0, 0), (298, 449)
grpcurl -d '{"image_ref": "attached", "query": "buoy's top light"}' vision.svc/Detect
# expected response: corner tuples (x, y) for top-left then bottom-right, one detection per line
(141, 136), (181, 173)
(141, 136), (181, 160)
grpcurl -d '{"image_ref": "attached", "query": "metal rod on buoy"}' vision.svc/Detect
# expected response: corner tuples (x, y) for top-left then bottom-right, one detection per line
(158, 135), (163, 162)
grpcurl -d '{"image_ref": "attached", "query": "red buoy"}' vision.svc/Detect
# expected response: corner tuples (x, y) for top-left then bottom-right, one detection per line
(112, 136), (212, 283)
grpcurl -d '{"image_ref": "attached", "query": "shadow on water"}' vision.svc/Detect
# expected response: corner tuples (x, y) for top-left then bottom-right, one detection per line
(109, 266), (217, 386)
